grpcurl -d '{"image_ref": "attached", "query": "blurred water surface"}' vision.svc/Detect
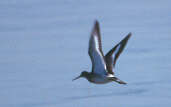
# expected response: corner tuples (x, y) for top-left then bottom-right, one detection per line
(0, 0), (171, 107)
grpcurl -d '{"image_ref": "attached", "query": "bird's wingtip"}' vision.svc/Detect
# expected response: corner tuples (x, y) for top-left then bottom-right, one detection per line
(94, 19), (99, 27)
(94, 19), (99, 23)
(128, 32), (132, 37)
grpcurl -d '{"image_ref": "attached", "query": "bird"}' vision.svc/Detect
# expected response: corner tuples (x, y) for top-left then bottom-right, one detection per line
(73, 20), (131, 85)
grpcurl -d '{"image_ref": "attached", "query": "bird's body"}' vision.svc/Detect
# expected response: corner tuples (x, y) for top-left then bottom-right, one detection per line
(73, 20), (131, 85)
(82, 72), (112, 84)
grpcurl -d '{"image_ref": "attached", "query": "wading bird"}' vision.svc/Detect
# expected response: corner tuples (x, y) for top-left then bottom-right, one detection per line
(73, 20), (131, 84)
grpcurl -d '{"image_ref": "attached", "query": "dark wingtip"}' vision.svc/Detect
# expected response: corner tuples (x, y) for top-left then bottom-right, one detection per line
(127, 32), (132, 38)
(128, 32), (132, 35)
(123, 32), (132, 42)
(94, 20), (100, 29)
(94, 20), (99, 25)
(92, 20), (100, 35)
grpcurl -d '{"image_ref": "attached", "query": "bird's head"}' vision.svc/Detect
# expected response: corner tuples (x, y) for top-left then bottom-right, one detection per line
(72, 71), (89, 81)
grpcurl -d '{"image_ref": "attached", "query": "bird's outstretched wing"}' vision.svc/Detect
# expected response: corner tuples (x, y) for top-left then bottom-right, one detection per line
(105, 33), (131, 74)
(89, 20), (107, 75)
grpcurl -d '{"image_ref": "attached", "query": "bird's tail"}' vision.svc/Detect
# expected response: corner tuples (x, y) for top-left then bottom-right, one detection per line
(109, 77), (127, 85)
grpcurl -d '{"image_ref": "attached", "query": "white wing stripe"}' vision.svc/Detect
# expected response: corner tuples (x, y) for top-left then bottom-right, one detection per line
(112, 44), (121, 60)
(94, 35), (106, 70)
(94, 36), (99, 52)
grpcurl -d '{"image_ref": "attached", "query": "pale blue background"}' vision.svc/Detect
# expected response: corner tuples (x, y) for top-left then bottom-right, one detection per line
(0, 0), (171, 107)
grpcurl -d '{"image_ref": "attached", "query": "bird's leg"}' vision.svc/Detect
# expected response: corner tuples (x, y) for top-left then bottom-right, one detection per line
(109, 77), (127, 85)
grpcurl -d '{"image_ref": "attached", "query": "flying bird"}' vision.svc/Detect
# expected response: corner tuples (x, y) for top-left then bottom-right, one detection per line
(73, 20), (131, 84)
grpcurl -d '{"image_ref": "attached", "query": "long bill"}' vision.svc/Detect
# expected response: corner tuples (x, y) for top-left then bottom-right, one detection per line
(72, 75), (81, 81)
